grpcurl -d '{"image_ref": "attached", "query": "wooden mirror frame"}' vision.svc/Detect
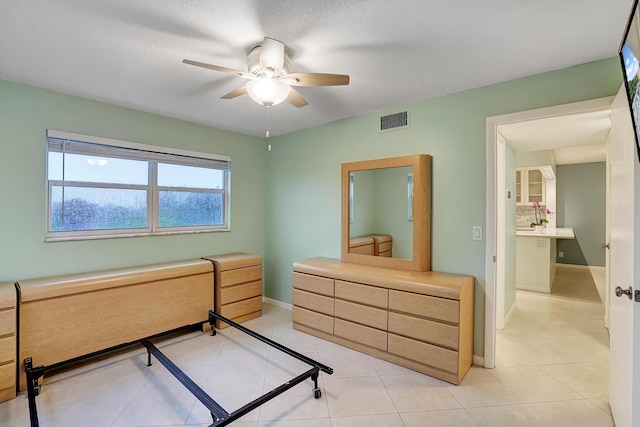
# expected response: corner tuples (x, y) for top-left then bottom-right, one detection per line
(341, 154), (431, 271)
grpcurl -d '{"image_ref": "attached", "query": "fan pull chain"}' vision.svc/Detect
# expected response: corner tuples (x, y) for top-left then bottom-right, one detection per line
(265, 105), (272, 138)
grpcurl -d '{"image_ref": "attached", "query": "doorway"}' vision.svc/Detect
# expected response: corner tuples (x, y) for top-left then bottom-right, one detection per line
(484, 96), (614, 368)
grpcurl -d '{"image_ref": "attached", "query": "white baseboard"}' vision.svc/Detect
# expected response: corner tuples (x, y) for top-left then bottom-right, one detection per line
(556, 263), (604, 271)
(503, 303), (516, 326)
(263, 297), (292, 311)
(515, 285), (551, 294)
(473, 355), (484, 366)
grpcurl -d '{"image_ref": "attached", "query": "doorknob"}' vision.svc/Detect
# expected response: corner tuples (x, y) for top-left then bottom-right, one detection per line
(615, 286), (633, 299)
(602, 243), (610, 249)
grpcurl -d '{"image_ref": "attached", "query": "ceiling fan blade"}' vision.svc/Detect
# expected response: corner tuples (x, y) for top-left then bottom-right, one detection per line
(221, 85), (248, 99)
(286, 88), (309, 108)
(259, 37), (285, 73)
(286, 72), (350, 87)
(182, 59), (254, 79)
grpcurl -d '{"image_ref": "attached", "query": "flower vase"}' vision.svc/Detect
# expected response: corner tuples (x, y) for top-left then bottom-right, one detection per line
(534, 225), (544, 234)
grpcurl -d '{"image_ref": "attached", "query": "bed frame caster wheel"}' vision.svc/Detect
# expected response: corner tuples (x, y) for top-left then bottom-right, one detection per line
(313, 388), (321, 399)
(210, 329), (216, 336)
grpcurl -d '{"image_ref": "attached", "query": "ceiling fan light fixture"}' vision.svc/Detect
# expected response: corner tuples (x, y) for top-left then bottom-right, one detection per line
(246, 78), (291, 106)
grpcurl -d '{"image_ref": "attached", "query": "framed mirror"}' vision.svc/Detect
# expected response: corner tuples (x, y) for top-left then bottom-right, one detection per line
(341, 154), (431, 271)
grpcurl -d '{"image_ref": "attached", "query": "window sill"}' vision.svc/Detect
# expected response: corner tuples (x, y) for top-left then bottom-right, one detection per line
(44, 228), (231, 242)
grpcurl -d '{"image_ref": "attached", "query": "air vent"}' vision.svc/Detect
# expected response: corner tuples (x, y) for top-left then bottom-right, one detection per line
(380, 111), (409, 132)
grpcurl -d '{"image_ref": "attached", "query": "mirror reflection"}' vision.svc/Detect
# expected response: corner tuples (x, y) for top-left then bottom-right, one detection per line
(348, 166), (413, 259)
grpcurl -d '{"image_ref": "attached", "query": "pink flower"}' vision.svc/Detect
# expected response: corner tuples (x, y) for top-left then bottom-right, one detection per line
(531, 202), (553, 228)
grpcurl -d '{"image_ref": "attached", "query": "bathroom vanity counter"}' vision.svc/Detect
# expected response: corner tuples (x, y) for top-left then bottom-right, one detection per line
(516, 227), (575, 238)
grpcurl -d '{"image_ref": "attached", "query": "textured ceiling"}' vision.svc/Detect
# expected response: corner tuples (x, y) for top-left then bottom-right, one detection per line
(499, 110), (612, 164)
(0, 0), (633, 137)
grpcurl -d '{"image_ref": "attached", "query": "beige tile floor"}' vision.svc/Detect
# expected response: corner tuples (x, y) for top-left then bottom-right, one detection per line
(0, 269), (613, 426)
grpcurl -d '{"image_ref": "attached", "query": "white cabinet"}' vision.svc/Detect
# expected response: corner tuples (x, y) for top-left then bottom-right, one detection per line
(516, 236), (556, 293)
(516, 168), (545, 206)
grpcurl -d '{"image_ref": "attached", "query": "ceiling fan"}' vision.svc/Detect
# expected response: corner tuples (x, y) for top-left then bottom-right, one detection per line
(182, 37), (349, 108)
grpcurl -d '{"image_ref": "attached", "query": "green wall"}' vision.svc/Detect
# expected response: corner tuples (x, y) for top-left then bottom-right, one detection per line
(556, 162), (607, 266)
(0, 57), (622, 360)
(0, 80), (266, 281)
(265, 58), (622, 357)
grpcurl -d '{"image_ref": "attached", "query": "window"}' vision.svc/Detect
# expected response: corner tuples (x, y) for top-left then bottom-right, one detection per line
(46, 130), (230, 240)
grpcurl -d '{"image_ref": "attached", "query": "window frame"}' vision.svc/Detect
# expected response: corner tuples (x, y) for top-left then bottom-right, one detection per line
(45, 130), (231, 241)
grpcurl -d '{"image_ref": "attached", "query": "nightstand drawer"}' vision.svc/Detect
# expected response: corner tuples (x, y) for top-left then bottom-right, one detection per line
(0, 362), (15, 401)
(379, 241), (392, 253)
(221, 266), (262, 287)
(220, 280), (262, 304)
(0, 336), (15, 362)
(0, 309), (15, 335)
(220, 296), (262, 319)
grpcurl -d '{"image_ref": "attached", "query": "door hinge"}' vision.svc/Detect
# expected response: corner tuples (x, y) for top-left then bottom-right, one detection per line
(493, 255), (496, 263)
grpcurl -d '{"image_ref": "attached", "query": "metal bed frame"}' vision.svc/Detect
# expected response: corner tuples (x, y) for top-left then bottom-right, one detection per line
(24, 310), (333, 427)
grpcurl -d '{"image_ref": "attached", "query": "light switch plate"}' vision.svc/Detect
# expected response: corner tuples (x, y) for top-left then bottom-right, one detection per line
(472, 226), (482, 241)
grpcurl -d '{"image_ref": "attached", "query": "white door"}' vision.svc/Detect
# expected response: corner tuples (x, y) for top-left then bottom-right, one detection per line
(609, 85), (640, 427)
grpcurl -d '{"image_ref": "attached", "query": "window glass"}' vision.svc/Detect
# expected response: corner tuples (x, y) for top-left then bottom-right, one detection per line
(158, 191), (223, 227)
(50, 186), (148, 231)
(157, 163), (223, 189)
(48, 153), (148, 185)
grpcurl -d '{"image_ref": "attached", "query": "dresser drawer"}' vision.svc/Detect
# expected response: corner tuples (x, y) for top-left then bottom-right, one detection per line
(389, 290), (459, 324)
(0, 309), (15, 335)
(335, 280), (388, 308)
(335, 299), (387, 330)
(388, 333), (458, 374)
(221, 265), (262, 287)
(0, 362), (15, 401)
(293, 273), (334, 297)
(220, 280), (262, 304)
(388, 312), (458, 349)
(293, 289), (334, 316)
(293, 306), (333, 334)
(0, 336), (15, 362)
(379, 241), (392, 253)
(334, 319), (387, 351)
(220, 295), (262, 319)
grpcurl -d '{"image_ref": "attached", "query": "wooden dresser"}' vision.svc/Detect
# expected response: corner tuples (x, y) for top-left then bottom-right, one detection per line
(203, 253), (263, 329)
(0, 282), (16, 402)
(292, 257), (473, 385)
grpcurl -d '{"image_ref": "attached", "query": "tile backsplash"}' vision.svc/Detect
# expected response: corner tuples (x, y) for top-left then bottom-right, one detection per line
(516, 205), (548, 228)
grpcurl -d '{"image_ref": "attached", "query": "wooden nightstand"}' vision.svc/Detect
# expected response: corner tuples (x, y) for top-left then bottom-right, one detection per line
(202, 253), (263, 329)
